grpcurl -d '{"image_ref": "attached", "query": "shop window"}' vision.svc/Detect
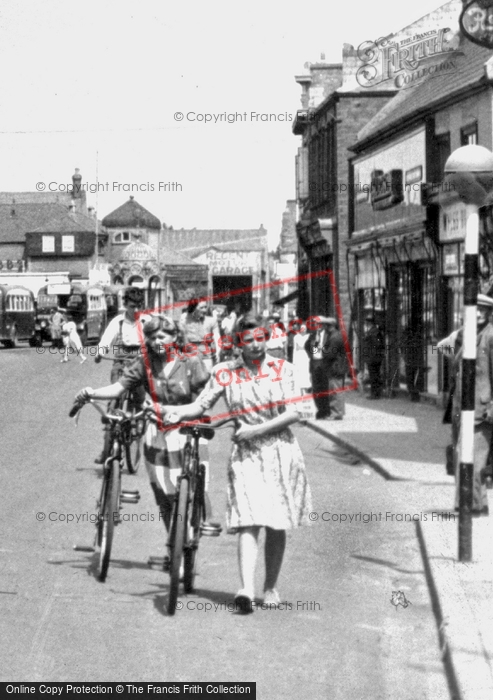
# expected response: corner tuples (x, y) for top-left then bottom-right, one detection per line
(461, 123), (478, 146)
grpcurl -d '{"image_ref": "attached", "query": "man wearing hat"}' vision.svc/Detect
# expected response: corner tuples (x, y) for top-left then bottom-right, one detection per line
(306, 316), (348, 420)
(450, 293), (493, 515)
(361, 314), (385, 399)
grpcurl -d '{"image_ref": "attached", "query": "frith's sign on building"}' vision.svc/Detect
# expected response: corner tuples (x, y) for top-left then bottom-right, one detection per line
(460, 2), (493, 48)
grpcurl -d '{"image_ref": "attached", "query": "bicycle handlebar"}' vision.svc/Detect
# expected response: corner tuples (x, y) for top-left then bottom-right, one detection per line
(69, 396), (151, 423)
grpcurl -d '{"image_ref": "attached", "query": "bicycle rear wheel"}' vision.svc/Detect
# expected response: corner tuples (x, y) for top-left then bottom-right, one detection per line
(183, 464), (205, 594)
(167, 478), (189, 615)
(98, 458), (120, 582)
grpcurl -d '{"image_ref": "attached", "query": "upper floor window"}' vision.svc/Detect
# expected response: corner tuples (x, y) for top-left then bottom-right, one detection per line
(435, 133), (451, 180)
(62, 235), (74, 253)
(42, 235), (55, 253)
(461, 123), (478, 146)
(114, 232), (131, 243)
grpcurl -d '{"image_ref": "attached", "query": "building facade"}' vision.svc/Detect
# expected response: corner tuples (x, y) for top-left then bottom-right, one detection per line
(347, 19), (493, 401)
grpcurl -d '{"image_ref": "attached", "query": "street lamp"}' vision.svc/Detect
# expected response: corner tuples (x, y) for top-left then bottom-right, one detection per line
(444, 144), (493, 562)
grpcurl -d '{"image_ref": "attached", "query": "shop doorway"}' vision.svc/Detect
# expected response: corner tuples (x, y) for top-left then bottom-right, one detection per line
(387, 262), (436, 397)
(212, 275), (253, 313)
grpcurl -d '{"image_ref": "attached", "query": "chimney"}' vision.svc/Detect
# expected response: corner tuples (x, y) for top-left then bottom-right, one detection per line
(72, 168), (82, 199)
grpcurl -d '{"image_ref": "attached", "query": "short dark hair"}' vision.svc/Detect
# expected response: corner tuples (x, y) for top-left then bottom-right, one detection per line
(187, 296), (207, 314)
(235, 312), (270, 343)
(123, 287), (145, 306)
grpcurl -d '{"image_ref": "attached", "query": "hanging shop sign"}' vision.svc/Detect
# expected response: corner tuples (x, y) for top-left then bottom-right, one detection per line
(460, 1), (493, 48)
(439, 201), (467, 242)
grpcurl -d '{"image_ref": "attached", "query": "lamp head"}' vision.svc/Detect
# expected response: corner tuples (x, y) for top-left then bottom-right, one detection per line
(444, 145), (493, 206)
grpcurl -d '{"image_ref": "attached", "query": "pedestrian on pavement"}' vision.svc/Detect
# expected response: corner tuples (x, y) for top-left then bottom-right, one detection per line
(60, 319), (86, 364)
(49, 307), (66, 349)
(266, 312), (287, 359)
(73, 313), (217, 556)
(292, 321), (315, 420)
(286, 310), (297, 363)
(401, 324), (423, 402)
(165, 312), (313, 613)
(361, 314), (385, 399)
(450, 293), (493, 515)
(306, 316), (348, 420)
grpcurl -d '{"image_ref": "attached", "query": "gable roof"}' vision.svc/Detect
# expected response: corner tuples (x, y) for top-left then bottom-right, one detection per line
(28, 209), (97, 234)
(354, 36), (493, 150)
(0, 203), (68, 242)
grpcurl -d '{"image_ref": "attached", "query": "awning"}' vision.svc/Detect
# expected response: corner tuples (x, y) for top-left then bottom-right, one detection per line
(273, 289), (299, 306)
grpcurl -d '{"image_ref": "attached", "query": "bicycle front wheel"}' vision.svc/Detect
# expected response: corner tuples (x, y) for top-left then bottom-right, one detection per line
(168, 478), (189, 615)
(122, 394), (142, 475)
(183, 464), (205, 594)
(98, 458), (120, 582)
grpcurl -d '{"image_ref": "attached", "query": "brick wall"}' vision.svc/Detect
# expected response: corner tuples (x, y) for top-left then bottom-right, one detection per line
(335, 96), (394, 333)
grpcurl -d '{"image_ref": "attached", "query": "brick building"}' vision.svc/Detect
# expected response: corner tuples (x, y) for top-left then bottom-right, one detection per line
(292, 0), (463, 333)
(346, 3), (493, 401)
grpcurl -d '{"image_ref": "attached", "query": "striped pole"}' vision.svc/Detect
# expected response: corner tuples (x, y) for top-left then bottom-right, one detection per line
(458, 203), (478, 562)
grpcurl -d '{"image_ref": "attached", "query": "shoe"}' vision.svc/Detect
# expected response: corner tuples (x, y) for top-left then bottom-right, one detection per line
(234, 590), (254, 614)
(327, 416), (343, 421)
(80, 357), (87, 364)
(315, 412), (329, 420)
(60, 358), (68, 363)
(472, 506), (489, 517)
(94, 453), (106, 464)
(263, 589), (282, 608)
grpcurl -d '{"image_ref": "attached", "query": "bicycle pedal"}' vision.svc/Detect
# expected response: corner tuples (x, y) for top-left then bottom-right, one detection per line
(120, 495), (140, 504)
(73, 545), (96, 552)
(121, 489), (140, 497)
(200, 523), (222, 536)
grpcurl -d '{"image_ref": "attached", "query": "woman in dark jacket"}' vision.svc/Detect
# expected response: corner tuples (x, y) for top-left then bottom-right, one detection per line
(74, 314), (211, 534)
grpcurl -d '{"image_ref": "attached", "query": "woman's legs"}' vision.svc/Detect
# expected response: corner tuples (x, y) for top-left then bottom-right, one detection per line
(237, 526), (260, 597)
(264, 527), (286, 593)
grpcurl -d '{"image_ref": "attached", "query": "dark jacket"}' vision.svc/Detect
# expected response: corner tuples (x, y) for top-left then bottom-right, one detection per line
(361, 325), (385, 364)
(306, 327), (348, 378)
(452, 323), (493, 426)
(120, 352), (210, 404)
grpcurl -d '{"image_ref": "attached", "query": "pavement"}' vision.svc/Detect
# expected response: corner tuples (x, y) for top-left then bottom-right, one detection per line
(306, 389), (493, 700)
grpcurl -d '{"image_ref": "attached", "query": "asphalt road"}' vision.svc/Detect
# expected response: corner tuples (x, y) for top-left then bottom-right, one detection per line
(0, 343), (450, 699)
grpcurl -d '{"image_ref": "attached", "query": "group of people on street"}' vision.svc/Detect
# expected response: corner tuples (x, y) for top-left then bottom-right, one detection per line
(73, 293), (323, 613)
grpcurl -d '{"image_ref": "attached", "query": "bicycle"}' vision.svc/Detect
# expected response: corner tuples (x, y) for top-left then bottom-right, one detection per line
(165, 414), (237, 615)
(70, 396), (150, 582)
(96, 353), (145, 474)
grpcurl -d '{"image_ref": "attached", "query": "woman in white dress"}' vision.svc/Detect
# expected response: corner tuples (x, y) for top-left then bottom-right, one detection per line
(165, 312), (313, 613)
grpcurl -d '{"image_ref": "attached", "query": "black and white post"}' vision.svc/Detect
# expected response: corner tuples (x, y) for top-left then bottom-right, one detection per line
(444, 145), (493, 562)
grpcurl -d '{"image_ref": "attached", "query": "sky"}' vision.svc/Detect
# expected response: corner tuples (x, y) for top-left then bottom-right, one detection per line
(0, 0), (442, 249)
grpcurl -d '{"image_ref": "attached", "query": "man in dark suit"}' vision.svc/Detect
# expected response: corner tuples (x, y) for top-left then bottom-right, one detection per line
(307, 316), (348, 420)
(451, 293), (493, 515)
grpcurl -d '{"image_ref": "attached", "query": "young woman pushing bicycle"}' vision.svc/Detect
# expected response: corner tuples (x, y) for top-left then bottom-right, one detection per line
(74, 314), (213, 544)
(163, 312), (313, 613)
